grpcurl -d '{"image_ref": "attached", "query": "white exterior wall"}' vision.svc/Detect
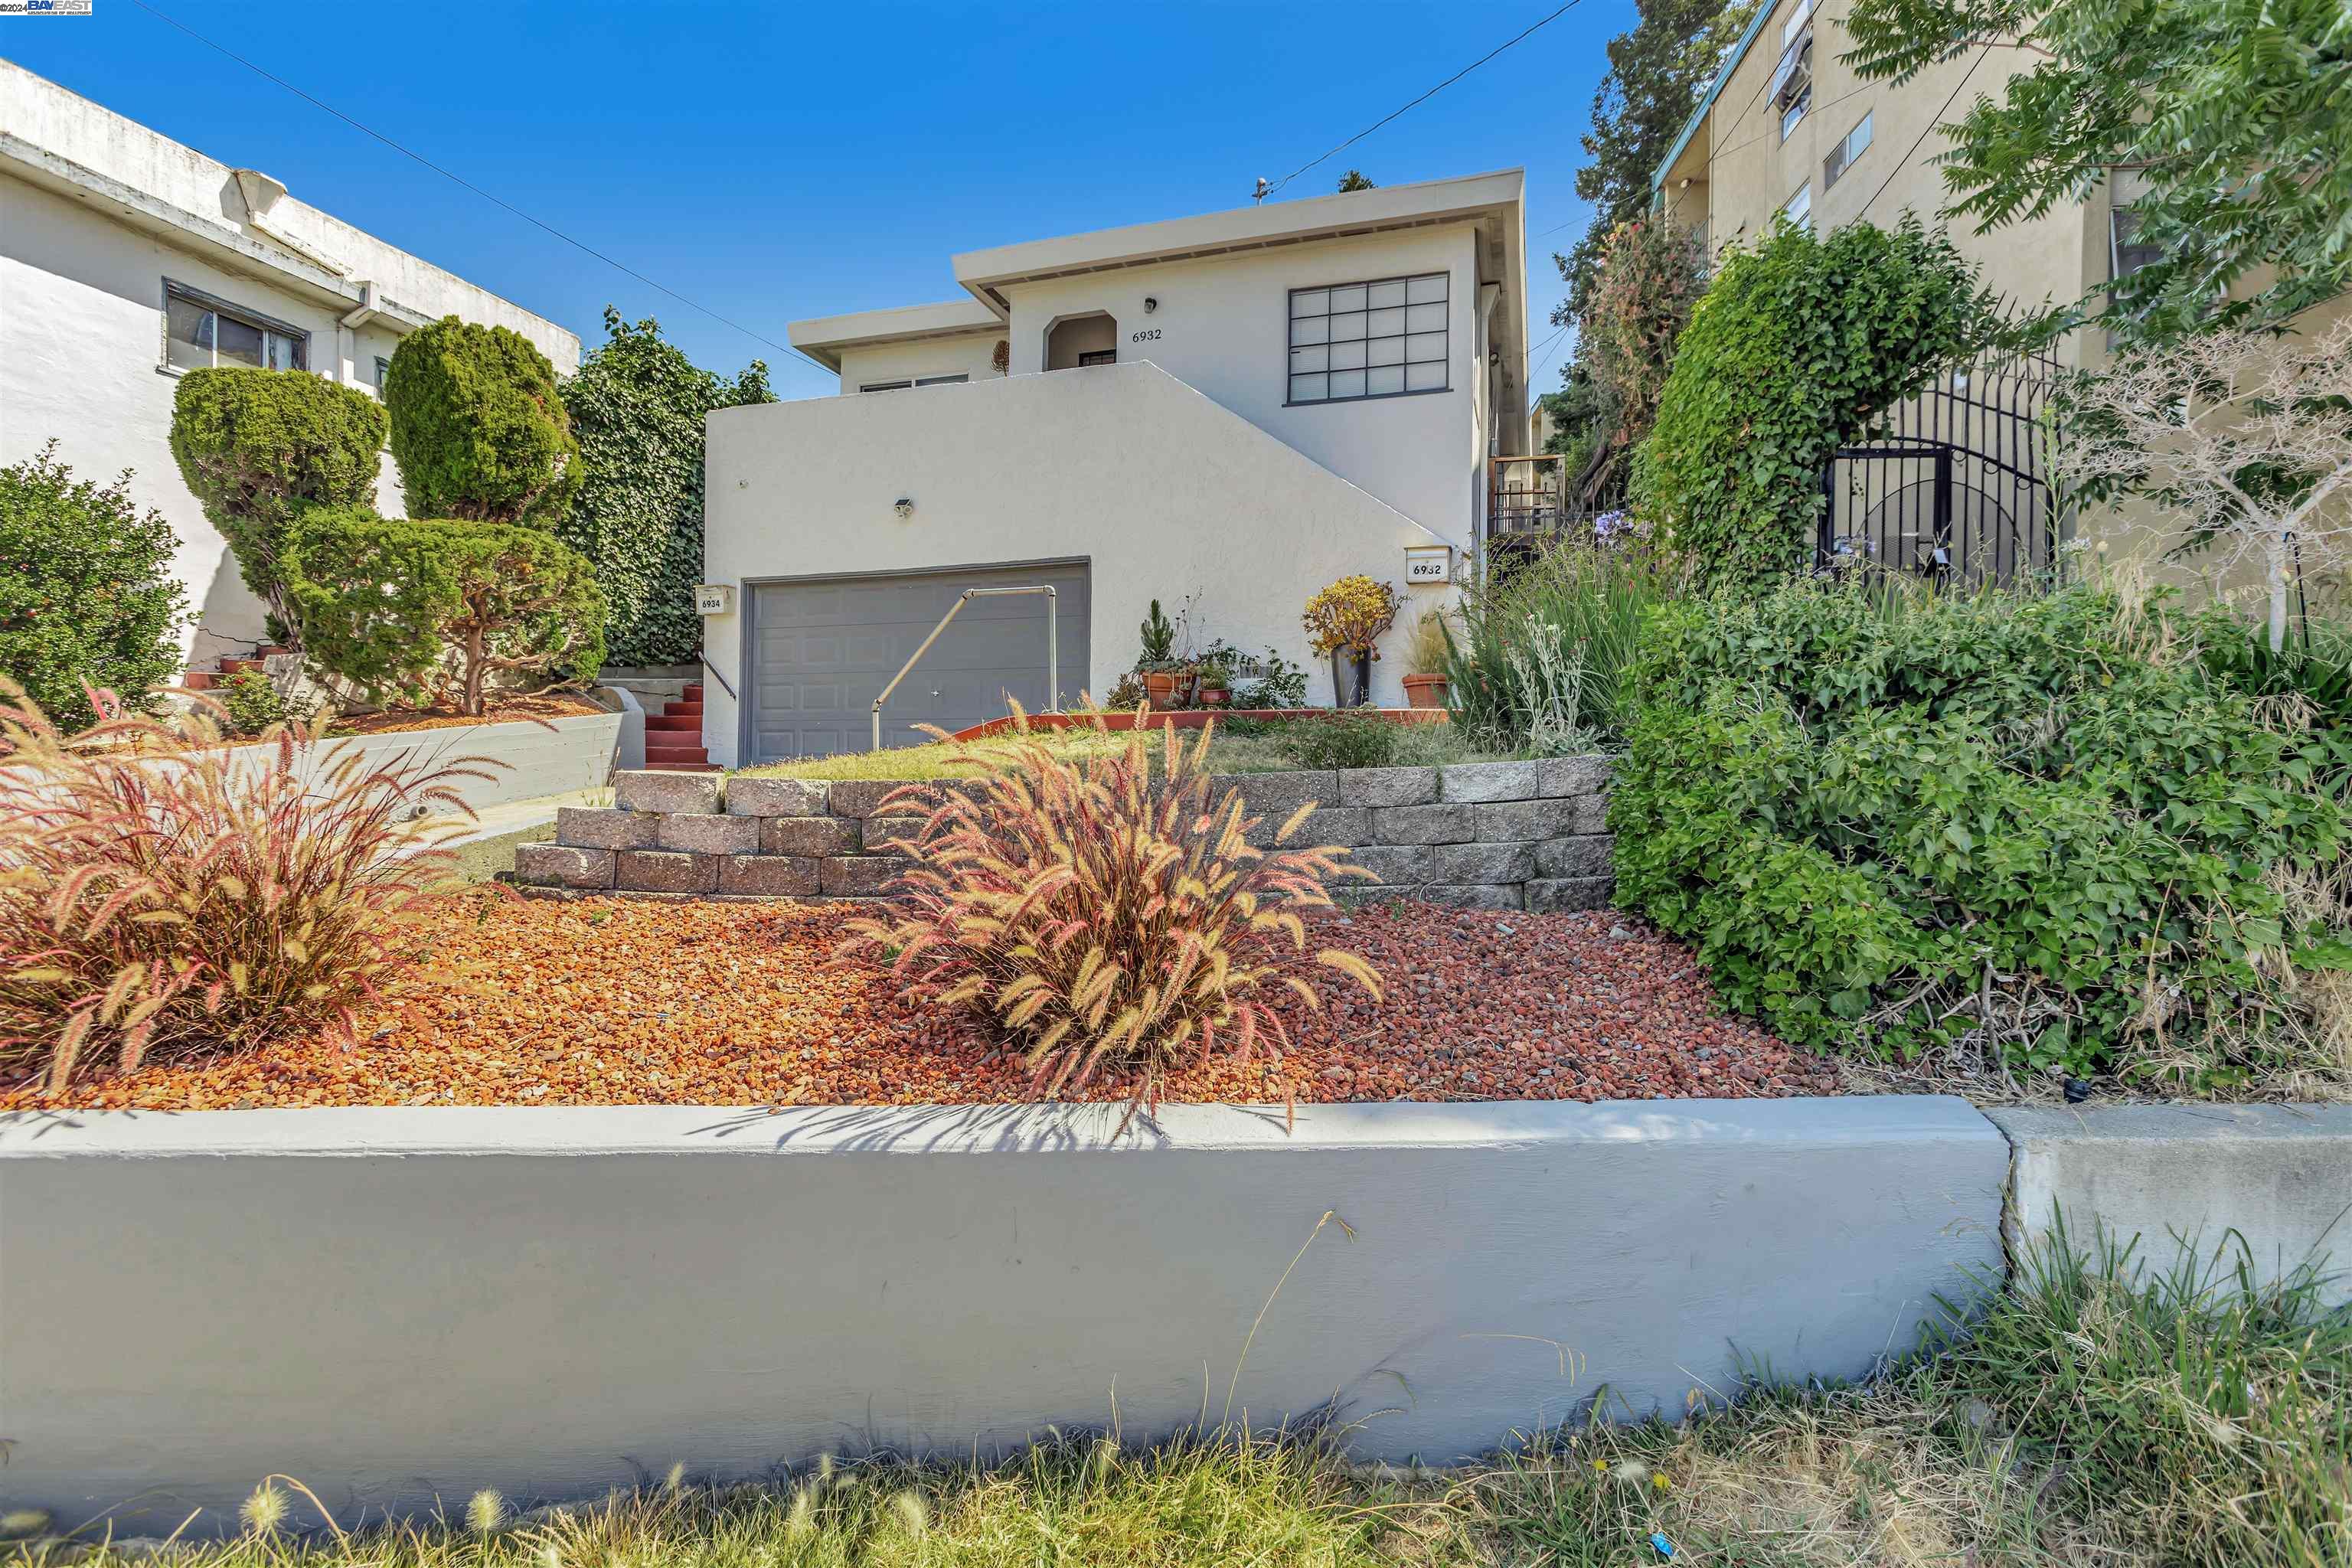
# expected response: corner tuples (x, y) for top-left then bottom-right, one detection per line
(0, 60), (577, 665)
(834, 329), (1006, 392)
(998, 224), (1484, 538)
(703, 362), (1459, 767)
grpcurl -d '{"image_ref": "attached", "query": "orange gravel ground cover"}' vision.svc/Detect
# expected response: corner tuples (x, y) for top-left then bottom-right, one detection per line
(3, 896), (1840, 1111)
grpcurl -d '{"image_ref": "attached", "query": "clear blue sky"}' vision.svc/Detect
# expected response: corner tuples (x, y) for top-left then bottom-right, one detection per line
(5, 0), (1626, 399)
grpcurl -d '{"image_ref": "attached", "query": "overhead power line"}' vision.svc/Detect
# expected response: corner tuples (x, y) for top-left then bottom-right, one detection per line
(126, 0), (833, 381)
(1263, 0), (1589, 198)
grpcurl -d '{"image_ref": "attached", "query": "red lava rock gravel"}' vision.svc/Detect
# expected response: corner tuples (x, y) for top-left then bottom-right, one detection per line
(4, 896), (1839, 1111)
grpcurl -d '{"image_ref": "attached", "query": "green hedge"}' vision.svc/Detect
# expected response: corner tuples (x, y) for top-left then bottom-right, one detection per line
(557, 309), (773, 667)
(1609, 583), (2344, 1080)
(0, 443), (188, 728)
(383, 317), (581, 526)
(283, 508), (605, 716)
(167, 368), (387, 630)
(1637, 217), (1992, 591)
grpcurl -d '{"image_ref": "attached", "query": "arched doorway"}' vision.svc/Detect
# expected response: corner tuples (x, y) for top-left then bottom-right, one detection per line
(1044, 312), (1118, 371)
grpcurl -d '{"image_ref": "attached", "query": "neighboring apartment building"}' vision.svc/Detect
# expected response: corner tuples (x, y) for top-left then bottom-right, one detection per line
(705, 171), (1529, 764)
(1651, 0), (2105, 359)
(0, 60), (579, 668)
(1648, 0), (2347, 589)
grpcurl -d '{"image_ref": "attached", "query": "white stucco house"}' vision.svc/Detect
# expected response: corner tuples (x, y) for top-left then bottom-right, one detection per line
(0, 60), (579, 669)
(704, 169), (1530, 765)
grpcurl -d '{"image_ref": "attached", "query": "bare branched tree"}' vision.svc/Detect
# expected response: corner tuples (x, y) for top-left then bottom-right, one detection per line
(2066, 318), (2352, 651)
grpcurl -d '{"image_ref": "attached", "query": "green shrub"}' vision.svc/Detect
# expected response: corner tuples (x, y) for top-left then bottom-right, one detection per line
(166, 368), (387, 631)
(1446, 541), (1674, 749)
(557, 309), (773, 666)
(1609, 580), (2344, 1081)
(1279, 714), (1401, 769)
(383, 317), (582, 526)
(0, 444), (188, 730)
(218, 668), (289, 737)
(284, 510), (606, 715)
(1638, 217), (1993, 591)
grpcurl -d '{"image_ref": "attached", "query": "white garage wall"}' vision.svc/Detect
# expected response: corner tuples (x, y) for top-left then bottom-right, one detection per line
(703, 363), (1460, 766)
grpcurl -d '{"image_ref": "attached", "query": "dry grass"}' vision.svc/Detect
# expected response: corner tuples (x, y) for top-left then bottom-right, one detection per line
(731, 715), (1516, 782)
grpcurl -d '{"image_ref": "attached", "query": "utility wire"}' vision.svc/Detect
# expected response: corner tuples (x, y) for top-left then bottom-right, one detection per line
(1851, 39), (1988, 221)
(1263, 0), (1587, 198)
(126, 0), (834, 381)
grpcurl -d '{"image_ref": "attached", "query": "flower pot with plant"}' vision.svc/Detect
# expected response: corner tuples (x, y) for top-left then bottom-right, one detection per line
(1302, 575), (1402, 707)
(1401, 609), (1452, 710)
(1137, 598), (1178, 709)
(1196, 659), (1232, 707)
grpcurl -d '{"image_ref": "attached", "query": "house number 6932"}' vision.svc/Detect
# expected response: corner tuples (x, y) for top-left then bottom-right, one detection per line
(1129, 328), (1161, 344)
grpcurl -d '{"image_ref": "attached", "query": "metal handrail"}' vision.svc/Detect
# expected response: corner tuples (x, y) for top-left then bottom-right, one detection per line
(697, 652), (737, 704)
(872, 586), (1057, 752)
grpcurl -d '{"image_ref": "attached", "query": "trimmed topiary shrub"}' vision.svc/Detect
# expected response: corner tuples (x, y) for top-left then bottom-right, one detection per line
(167, 368), (387, 633)
(1609, 580), (2346, 1085)
(1638, 217), (1993, 591)
(557, 309), (774, 667)
(0, 443), (188, 729)
(383, 317), (583, 526)
(283, 509), (606, 715)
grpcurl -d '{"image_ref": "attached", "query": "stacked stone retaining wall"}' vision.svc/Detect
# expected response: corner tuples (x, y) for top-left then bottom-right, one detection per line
(513, 756), (1615, 911)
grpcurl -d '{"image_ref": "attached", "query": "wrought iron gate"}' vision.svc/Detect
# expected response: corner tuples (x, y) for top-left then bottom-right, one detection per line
(1817, 348), (2065, 588)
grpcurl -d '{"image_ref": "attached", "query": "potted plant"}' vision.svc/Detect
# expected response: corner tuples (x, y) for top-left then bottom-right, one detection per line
(1401, 609), (1452, 710)
(1196, 659), (1232, 708)
(1137, 599), (1178, 709)
(1301, 575), (1402, 707)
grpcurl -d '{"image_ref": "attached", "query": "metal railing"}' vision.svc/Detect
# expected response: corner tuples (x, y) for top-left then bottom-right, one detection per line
(871, 585), (1058, 752)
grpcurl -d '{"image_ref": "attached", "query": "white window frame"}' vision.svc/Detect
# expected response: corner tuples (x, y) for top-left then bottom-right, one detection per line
(1824, 111), (1873, 187)
(1782, 181), (1814, 233)
(1286, 270), (1450, 406)
(161, 279), (308, 374)
(1772, 5), (1814, 143)
(858, 374), (970, 393)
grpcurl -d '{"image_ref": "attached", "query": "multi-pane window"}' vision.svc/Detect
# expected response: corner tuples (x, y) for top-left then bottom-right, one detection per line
(1287, 272), (1448, 404)
(1782, 181), (1814, 234)
(1772, 0), (1814, 142)
(858, 374), (970, 392)
(164, 281), (305, 372)
(1824, 112), (1873, 187)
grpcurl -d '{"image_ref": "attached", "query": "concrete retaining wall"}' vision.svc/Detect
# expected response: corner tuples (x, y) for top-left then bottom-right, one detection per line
(514, 756), (1616, 910)
(1988, 1104), (2352, 1305)
(0, 1096), (2003, 1530)
(227, 708), (622, 816)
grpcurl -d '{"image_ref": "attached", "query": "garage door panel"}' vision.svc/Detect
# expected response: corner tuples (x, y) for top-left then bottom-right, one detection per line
(747, 564), (1089, 763)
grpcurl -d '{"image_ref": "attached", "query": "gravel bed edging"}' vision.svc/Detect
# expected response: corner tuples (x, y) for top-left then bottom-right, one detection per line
(0, 1094), (2003, 1531)
(514, 757), (1618, 910)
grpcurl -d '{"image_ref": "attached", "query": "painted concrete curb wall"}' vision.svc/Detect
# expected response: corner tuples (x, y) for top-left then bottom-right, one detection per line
(0, 1096), (2004, 1530)
(224, 709), (621, 815)
(1988, 1104), (2352, 1306)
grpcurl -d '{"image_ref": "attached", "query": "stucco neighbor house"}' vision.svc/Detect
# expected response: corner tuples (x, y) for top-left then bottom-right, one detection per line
(0, 60), (579, 671)
(702, 169), (1530, 766)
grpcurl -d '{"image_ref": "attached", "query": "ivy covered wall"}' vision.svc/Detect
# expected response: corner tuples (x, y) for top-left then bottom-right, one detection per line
(557, 309), (775, 668)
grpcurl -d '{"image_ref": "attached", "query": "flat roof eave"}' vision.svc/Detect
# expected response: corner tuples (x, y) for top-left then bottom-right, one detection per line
(785, 299), (1008, 371)
(950, 168), (1525, 309)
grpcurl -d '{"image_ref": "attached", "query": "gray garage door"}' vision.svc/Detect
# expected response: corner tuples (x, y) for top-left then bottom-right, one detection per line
(745, 561), (1091, 762)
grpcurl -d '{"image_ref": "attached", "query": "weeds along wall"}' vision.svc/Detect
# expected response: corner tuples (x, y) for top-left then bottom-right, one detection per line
(0, 1097), (2007, 1530)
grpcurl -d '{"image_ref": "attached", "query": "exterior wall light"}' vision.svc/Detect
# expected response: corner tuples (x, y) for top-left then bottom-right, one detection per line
(1144, 296), (1158, 313)
(893, 498), (915, 519)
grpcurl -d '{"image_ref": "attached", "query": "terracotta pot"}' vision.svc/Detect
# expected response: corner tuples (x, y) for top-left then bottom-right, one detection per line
(1142, 671), (1178, 710)
(1403, 672), (1449, 710)
(1199, 685), (1230, 708)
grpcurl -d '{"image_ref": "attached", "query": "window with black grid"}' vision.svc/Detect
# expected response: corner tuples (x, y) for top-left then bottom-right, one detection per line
(1287, 272), (1448, 404)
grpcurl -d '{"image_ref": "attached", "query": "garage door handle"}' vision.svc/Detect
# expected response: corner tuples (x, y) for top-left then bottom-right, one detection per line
(873, 584), (1058, 752)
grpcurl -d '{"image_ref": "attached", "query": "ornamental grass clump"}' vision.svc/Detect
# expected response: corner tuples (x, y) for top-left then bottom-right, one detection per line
(0, 683), (491, 1093)
(836, 707), (1383, 1121)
